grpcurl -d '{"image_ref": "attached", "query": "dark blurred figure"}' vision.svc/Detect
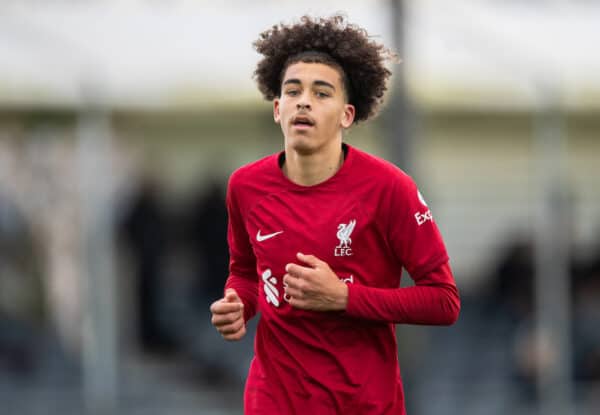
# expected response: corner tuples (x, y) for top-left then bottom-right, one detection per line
(120, 176), (173, 354)
(0, 192), (43, 375)
(189, 181), (228, 307)
(484, 234), (535, 322)
(482, 234), (537, 400)
(181, 181), (248, 386)
(484, 232), (600, 404)
(573, 245), (600, 382)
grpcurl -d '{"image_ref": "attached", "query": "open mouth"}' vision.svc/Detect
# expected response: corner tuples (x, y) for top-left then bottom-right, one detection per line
(291, 115), (315, 128)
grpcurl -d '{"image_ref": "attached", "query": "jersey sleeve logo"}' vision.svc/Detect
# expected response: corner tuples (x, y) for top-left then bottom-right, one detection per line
(335, 219), (356, 257)
(415, 189), (433, 226)
(417, 190), (428, 207)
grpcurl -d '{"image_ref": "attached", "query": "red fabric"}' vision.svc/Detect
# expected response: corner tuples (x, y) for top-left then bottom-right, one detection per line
(224, 144), (460, 414)
(346, 262), (460, 324)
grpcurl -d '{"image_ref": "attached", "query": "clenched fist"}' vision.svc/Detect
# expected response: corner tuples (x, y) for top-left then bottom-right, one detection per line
(283, 252), (348, 311)
(210, 289), (246, 341)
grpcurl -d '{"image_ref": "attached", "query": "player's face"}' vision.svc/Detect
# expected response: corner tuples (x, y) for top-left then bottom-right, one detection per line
(274, 62), (355, 155)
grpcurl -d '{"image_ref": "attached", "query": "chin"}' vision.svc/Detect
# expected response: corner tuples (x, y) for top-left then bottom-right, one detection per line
(287, 137), (320, 156)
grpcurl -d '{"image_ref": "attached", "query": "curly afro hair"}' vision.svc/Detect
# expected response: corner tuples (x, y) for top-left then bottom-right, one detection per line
(253, 15), (395, 123)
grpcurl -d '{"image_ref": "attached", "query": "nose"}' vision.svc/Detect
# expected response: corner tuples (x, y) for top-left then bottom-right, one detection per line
(295, 89), (312, 111)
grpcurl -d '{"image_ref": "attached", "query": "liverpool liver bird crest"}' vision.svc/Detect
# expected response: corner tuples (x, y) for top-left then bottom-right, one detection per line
(336, 219), (356, 249)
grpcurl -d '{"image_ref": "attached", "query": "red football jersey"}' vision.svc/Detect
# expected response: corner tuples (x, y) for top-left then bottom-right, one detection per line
(225, 144), (460, 414)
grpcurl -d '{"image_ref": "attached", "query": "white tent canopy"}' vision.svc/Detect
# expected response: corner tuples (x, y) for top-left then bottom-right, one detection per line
(1, 0), (599, 111)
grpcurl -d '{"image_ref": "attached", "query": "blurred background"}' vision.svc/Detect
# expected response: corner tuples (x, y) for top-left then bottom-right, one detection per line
(1, 1), (599, 414)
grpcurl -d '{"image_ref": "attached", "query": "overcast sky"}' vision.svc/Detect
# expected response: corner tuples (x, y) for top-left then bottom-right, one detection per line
(1, 0), (599, 110)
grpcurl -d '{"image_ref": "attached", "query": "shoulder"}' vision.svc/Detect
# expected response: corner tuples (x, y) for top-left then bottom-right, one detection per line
(348, 145), (415, 190)
(345, 146), (422, 223)
(227, 152), (283, 213)
(228, 152), (279, 190)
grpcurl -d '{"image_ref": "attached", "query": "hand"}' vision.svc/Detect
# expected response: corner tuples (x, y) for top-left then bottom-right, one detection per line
(210, 289), (246, 341)
(283, 253), (348, 311)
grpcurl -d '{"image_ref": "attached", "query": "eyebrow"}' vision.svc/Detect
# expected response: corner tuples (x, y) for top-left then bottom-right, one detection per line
(283, 79), (336, 91)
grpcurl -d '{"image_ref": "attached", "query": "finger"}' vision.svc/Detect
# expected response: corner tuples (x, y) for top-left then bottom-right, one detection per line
(287, 297), (308, 310)
(209, 298), (226, 314)
(222, 325), (246, 341)
(210, 299), (243, 314)
(283, 273), (309, 294)
(296, 252), (321, 268)
(211, 310), (243, 326)
(217, 318), (245, 335)
(283, 273), (306, 295)
(285, 263), (312, 278)
(284, 284), (304, 300)
(283, 273), (300, 288)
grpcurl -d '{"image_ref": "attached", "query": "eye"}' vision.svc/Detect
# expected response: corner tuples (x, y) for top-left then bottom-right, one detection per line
(315, 91), (330, 98)
(285, 89), (300, 97)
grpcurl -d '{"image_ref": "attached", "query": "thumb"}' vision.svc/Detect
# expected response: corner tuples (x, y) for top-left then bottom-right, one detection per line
(225, 288), (242, 303)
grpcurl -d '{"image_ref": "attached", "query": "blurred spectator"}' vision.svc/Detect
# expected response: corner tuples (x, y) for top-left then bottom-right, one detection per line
(119, 175), (173, 354)
(484, 234), (535, 323)
(483, 231), (600, 405)
(573, 247), (600, 382)
(0, 191), (44, 375)
(188, 181), (228, 307)
(181, 181), (249, 385)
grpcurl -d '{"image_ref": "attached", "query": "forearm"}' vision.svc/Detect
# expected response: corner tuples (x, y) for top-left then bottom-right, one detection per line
(345, 283), (459, 325)
(225, 274), (258, 322)
(344, 263), (460, 325)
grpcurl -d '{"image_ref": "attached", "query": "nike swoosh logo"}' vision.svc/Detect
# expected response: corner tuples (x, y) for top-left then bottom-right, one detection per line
(256, 230), (283, 242)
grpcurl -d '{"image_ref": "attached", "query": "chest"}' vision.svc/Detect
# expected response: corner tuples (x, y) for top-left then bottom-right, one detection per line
(246, 191), (385, 279)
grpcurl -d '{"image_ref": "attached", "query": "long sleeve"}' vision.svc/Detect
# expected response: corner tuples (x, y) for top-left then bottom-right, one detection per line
(343, 169), (460, 325)
(345, 261), (460, 325)
(223, 174), (258, 322)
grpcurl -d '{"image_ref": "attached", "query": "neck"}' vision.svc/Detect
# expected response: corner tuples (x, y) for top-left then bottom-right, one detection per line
(283, 141), (344, 187)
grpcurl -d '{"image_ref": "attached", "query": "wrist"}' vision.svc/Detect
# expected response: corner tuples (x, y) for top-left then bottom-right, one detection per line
(335, 281), (349, 311)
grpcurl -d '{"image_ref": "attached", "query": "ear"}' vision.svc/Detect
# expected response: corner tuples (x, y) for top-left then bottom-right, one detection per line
(341, 104), (356, 129)
(273, 98), (281, 124)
